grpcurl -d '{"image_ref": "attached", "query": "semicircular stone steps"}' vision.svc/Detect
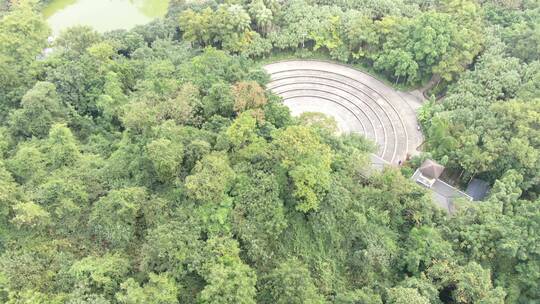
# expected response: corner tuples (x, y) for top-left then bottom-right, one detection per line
(264, 60), (423, 164)
(274, 87), (393, 159)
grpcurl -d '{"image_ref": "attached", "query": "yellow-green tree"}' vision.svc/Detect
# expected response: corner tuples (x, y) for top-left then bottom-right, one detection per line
(272, 126), (333, 212)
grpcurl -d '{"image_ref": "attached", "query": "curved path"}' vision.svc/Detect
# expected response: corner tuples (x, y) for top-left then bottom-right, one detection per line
(264, 60), (423, 164)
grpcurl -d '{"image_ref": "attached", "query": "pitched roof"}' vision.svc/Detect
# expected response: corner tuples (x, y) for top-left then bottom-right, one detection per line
(419, 159), (444, 179)
(412, 168), (473, 214)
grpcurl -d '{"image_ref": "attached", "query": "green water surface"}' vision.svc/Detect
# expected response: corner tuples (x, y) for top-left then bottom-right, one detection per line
(44, 0), (169, 35)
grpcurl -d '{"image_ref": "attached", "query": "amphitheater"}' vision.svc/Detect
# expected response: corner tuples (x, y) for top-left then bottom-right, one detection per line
(264, 60), (424, 165)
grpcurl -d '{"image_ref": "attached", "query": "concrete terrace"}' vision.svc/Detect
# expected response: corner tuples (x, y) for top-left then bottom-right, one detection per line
(264, 60), (424, 164)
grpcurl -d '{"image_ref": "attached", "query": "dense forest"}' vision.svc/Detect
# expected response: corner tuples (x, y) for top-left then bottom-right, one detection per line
(0, 0), (538, 303)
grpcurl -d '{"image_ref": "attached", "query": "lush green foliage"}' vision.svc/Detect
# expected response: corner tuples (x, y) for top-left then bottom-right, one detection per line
(420, 32), (540, 198)
(0, 1), (538, 304)
(173, 0), (484, 85)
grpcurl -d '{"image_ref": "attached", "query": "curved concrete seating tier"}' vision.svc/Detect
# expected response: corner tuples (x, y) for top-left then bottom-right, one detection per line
(264, 60), (423, 164)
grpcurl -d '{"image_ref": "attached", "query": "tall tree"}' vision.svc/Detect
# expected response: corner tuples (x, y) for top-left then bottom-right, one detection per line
(68, 254), (131, 297)
(89, 187), (147, 249)
(259, 258), (325, 304)
(185, 152), (235, 204)
(146, 138), (184, 183)
(116, 273), (179, 304)
(9, 82), (66, 139)
(198, 237), (257, 304)
(272, 126), (333, 212)
(0, 2), (49, 113)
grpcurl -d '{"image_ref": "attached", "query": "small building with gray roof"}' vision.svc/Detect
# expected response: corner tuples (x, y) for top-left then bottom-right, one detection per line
(411, 159), (472, 213)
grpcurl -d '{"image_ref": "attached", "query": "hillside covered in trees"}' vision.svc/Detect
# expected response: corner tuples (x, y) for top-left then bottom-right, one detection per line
(0, 0), (538, 303)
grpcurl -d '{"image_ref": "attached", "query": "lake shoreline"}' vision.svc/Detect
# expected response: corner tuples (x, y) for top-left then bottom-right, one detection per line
(43, 0), (169, 35)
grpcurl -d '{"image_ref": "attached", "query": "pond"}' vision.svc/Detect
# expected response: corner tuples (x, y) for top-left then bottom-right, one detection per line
(43, 0), (170, 35)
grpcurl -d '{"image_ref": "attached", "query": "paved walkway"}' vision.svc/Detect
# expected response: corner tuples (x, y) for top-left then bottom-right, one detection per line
(264, 60), (423, 164)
